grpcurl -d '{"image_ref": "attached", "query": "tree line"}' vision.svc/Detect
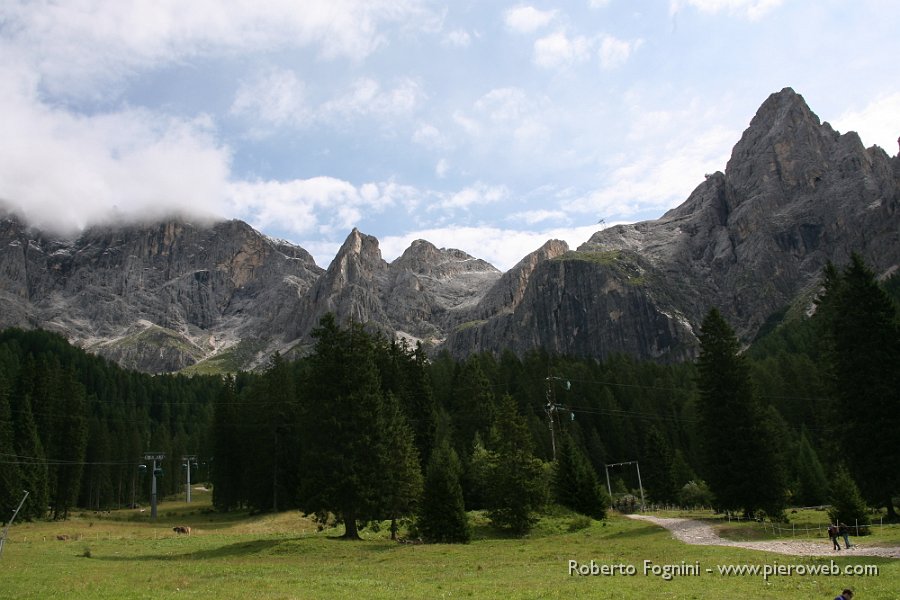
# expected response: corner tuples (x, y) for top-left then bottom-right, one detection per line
(1, 255), (897, 537)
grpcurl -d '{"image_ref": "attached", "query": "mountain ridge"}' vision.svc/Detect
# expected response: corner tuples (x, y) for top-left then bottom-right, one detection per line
(2, 87), (898, 371)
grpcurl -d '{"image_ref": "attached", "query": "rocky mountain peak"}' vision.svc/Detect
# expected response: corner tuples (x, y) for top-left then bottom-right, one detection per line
(471, 238), (569, 320)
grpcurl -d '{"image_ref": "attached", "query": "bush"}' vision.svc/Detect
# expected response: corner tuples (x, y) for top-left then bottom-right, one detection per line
(678, 480), (714, 509)
(827, 466), (870, 533)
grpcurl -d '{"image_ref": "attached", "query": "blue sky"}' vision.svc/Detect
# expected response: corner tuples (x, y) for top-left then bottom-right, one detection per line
(1, 0), (898, 270)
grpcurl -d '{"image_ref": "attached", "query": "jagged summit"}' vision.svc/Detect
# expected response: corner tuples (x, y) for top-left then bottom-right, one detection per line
(2, 88), (898, 371)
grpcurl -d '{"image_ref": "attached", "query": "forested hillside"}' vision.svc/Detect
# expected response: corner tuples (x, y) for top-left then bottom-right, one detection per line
(2, 258), (898, 530)
(0, 329), (219, 520)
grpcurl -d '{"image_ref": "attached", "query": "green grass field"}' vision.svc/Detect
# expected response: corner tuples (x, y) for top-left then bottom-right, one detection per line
(1, 492), (896, 599)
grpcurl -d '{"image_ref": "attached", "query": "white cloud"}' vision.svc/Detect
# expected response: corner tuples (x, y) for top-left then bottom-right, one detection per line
(589, 0), (612, 7)
(504, 6), (558, 34)
(568, 125), (736, 217)
(412, 123), (448, 148)
(0, 0), (436, 99)
(474, 87), (529, 121)
(379, 224), (600, 271)
(231, 68), (310, 127)
(232, 73), (423, 130)
(441, 183), (509, 210)
(320, 77), (424, 122)
(599, 35), (643, 70)
(669, 0), (784, 20)
(443, 29), (472, 47)
(533, 31), (592, 69)
(435, 159), (450, 178)
(228, 176), (401, 237)
(0, 66), (230, 235)
(509, 209), (567, 225)
(832, 93), (900, 154)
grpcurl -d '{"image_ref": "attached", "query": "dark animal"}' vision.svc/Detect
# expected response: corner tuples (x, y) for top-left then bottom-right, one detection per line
(172, 526), (192, 535)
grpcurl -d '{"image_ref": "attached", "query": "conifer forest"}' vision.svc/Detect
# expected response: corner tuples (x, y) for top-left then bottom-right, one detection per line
(1, 257), (898, 536)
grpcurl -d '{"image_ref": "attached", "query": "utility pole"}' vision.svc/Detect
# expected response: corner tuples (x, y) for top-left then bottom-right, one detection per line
(182, 455), (197, 503)
(143, 452), (165, 520)
(545, 376), (571, 461)
(0, 491), (29, 559)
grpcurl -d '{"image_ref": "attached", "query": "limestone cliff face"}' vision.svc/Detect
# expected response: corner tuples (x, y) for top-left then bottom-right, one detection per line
(297, 231), (501, 346)
(0, 216), (322, 371)
(446, 88), (900, 360)
(385, 239), (500, 343)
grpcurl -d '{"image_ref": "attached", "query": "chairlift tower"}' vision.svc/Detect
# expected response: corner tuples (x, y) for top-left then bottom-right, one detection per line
(142, 452), (166, 520)
(182, 455), (198, 503)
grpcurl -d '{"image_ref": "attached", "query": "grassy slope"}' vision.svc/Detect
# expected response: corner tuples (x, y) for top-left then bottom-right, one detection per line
(2, 493), (896, 599)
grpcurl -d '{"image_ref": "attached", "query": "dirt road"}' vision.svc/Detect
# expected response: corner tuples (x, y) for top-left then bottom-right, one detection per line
(626, 514), (900, 558)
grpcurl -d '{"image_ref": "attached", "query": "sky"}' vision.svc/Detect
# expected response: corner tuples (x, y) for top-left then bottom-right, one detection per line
(1, 1), (899, 271)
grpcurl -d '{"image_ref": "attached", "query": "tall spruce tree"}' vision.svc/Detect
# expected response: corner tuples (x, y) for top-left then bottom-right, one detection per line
(696, 308), (787, 518)
(554, 433), (608, 519)
(49, 367), (88, 519)
(483, 394), (548, 534)
(382, 391), (424, 540)
(418, 439), (470, 543)
(793, 429), (829, 506)
(640, 426), (676, 504)
(11, 394), (48, 521)
(298, 315), (391, 539)
(0, 373), (21, 522)
(819, 255), (900, 518)
(212, 375), (245, 511)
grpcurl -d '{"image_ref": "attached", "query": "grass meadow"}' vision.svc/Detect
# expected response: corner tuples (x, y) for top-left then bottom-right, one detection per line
(1, 491), (897, 599)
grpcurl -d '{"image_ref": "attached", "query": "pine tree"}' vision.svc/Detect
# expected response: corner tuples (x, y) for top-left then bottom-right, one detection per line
(696, 308), (787, 518)
(212, 375), (245, 512)
(0, 373), (22, 523)
(640, 426), (676, 504)
(49, 367), (88, 519)
(484, 394), (548, 534)
(11, 394), (48, 521)
(793, 429), (829, 506)
(554, 433), (608, 519)
(298, 314), (390, 539)
(417, 439), (470, 543)
(827, 465), (870, 528)
(820, 255), (900, 518)
(382, 392), (423, 540)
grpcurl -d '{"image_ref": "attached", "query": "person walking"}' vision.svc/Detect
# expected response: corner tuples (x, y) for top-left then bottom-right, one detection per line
(838, 522), (852, 549)
(828, 523), (841, 551)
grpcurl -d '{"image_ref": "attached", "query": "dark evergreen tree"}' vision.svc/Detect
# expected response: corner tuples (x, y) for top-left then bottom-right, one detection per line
(0, 373), (22, 522)
(483, 394), (548, 534)
(640, 426), (676, 504)
(298, 315), (390, 539)
(49, 367), (88, 519)
(417, 439), (470, 543)
(696, 308), (787, 518)
(554, 433), (608, 519)
(827, 465), (870, 529)
(820, 255), (900, 518)
(11, 394), (48, 521)
(382, 391), (423, 540)
(793, 429), (829, 506)
(670, 449), (696, 490)
(212, 375), (245, 511)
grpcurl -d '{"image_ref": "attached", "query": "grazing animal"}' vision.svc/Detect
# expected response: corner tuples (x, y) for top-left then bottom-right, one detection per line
(172, 526), (192, 535)
(56, 534), (69, 541)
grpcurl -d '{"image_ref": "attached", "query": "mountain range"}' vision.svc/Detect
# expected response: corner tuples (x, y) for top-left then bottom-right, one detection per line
(1, 87), (898, 373)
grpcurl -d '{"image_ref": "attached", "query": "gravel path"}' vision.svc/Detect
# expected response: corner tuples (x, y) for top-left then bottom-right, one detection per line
(626, 514), (900, 558)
